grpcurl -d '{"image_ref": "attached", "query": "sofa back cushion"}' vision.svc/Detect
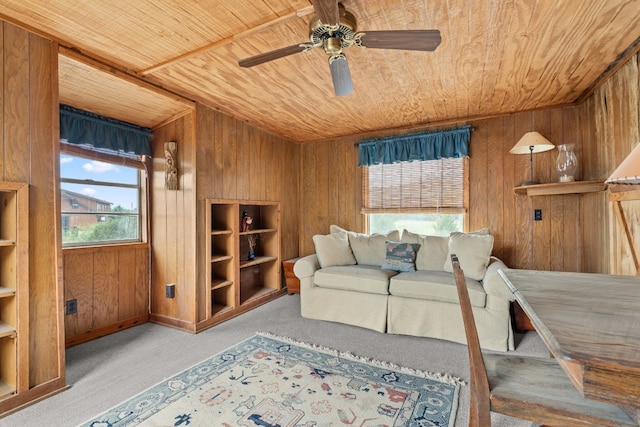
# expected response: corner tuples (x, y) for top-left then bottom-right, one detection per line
(312, 231), (357, 268)
(330, 225), (400, 266)
(400, 230), (449, 271)
(443, 232), (494, 280)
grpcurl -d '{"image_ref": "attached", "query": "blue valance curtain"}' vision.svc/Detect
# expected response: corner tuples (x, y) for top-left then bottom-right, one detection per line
(357, 125), (471, 167)
(60, 105), (152, 156)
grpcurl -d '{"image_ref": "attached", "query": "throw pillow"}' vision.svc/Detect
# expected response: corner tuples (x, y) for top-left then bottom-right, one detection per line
(443, 232), (494, 280)
(312, 232), (357, 269)
(381, 241), (421, 272)
(400, 229), (449, 271)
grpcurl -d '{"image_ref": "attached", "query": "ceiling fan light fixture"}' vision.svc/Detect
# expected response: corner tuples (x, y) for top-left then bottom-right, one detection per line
(238, 1), (441, 96)
(309, 4), (357, 46)
(325, 37), (343, 55)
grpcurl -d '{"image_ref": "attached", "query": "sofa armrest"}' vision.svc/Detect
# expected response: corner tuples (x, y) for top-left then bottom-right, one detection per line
(482, 257), (515, 301)
(294, 254), (320, 279)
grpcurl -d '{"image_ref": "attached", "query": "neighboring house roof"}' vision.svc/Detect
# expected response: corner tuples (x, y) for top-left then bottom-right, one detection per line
(61, 189), (113, 206)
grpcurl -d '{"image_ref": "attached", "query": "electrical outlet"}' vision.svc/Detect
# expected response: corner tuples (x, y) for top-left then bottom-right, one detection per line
(166, 284), (175, 298)
(534, 209), (542, 221)
(65, 299), (78, 315)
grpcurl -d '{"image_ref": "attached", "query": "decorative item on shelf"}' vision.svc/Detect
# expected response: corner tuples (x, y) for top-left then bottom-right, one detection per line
(606, 143), (640, 185)
(556, 143), (578, 182)
(164, 142), (178, 190)
(510, 131), (555, 186)
(241, 211), (253, 232)
(247, 234), (261, 261)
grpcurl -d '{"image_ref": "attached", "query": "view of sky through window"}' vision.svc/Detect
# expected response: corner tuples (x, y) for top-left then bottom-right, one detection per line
(60, 154), (139, 211)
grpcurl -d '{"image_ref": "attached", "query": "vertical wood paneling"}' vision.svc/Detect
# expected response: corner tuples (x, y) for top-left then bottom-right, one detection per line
(118, 248), (136, 319)
(0, 20), (64, 404)
(151, 112), (197, 326)
(64, 244), (150, 344)
(64, 252), (94, 337)
(500, 114), (517, 264)
(0, 23), (4, 177)
(92, 250), (119, 327)
(486, 118), (505, 253)
(581, 54), (640, 275)
(3, 24), (29, 182)
(135, 247), (149, 315)
(28, 30), (61, 385)
(152, 105), (299, 327)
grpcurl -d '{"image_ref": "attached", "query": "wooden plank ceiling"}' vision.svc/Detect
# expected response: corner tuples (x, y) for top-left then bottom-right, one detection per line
(2, 0), (640, 142)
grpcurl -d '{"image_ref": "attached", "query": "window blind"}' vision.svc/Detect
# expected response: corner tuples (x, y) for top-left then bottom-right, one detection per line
(362, 157), (467, 214)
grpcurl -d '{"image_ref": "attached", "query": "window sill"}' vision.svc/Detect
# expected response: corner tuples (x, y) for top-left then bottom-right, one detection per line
(62, 241), (148, 254)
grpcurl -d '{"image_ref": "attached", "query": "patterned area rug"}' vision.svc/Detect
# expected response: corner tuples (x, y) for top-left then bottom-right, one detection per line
(79, 333), (461, 427)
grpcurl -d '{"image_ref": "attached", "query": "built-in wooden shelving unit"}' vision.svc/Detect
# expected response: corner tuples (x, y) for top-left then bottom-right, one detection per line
(0, 182), (28, 402)
(513, 180), (607, 196)
(202, 200), (281, 329)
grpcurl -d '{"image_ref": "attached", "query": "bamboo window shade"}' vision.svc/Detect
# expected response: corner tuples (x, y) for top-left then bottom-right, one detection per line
(362, 158), (467, 214)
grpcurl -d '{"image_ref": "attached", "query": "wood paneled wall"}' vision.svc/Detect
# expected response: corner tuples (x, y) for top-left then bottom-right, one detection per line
(299, 52), (640, 274)
(64, 245), (149, 346)
(299, 109), (588, 271)
(580, 54), (640, 275)
(194, 104), (300, 323)
(0, 21), (65, 407)
(150, 112), (198, 329)
(150, 105), (300, 329)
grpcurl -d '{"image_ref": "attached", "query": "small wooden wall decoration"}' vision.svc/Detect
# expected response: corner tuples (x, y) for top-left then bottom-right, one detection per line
(164, 141), (178, 190)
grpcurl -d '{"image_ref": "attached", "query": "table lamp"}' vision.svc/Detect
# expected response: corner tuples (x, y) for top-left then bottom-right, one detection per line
(606, 143), (640, 185)
(510, 131), (555, 186)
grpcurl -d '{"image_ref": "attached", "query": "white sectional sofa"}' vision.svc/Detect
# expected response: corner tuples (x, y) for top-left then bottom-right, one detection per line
(294, 226), (516, 351)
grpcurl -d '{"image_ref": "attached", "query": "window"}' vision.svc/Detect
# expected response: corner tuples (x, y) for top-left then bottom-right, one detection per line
(60, 144), (146, 246)
(363, 158), (467, 236)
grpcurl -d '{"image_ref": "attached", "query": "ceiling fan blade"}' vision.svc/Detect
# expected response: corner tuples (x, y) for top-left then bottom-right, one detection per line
(329, 56), (353, 96)
(312, 0), (340, 26)
(239, 44), (307, 68)
(360, 30), (442, 51)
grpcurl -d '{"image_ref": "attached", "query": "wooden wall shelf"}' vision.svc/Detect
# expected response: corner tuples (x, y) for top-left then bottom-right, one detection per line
(514, 180), (607, 196)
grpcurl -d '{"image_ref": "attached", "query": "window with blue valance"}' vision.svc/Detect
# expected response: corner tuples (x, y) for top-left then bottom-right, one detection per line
(357, 125), (471, 167)
(59, 105), (152, 156)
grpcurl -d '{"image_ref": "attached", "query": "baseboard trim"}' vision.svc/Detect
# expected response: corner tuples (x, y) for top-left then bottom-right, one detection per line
(65, 314), (150, 347)
(0, 378), (68, 417)
(149, 313), (197, 332)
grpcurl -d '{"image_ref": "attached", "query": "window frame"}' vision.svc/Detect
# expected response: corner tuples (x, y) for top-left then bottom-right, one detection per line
(59, 142), (149, 248)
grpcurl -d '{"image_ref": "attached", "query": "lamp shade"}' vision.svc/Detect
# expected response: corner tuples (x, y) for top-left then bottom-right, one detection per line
(510, 131), (555, 154)
(606, 144), (640, 184)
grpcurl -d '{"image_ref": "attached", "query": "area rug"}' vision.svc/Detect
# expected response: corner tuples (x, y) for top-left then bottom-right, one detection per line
(79, 332), (461, 427)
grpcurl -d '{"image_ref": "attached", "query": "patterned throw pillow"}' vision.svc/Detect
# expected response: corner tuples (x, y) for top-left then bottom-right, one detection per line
(381, 241), (421, 272)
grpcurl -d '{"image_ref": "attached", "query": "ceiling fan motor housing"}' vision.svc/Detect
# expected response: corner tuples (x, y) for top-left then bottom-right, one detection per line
(309, 4), (357, 55)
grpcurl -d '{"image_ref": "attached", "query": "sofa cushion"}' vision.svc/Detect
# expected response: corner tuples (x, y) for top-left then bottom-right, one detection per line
(400, 230), (449, 271)
(389, 270), (486, 307)
(443, 232), (494, 280)
(330, 225), (400, 266)
(312, 231), (357, 269)
(314, 265), (396, 295)
(381, 241), (421, 272)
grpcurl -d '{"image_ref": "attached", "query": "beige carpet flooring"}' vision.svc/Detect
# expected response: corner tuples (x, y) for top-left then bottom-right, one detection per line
(0, 294), (544, 426)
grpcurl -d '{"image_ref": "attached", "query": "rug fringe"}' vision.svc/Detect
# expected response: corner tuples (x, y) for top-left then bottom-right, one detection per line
(256, 331), (465, 386)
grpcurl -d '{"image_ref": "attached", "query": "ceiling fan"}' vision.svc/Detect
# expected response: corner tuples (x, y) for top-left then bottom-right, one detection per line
(238, 0), (441, 96)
